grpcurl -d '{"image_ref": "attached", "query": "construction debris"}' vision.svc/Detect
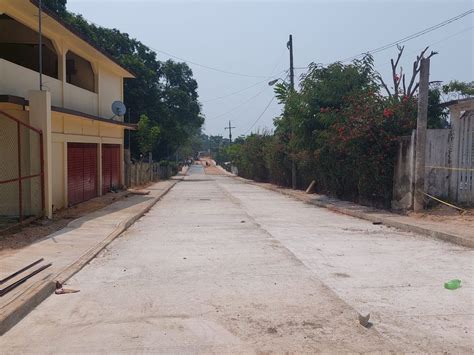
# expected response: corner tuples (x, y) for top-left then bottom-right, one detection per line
(358, 313), (371, 328)
(0, 258), (44, 285)
(55, 281), (80, 295)
(0, 262), (52, 297)
(306, 180), (316, 194)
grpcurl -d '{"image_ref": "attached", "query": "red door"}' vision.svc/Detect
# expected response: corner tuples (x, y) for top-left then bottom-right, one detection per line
(102, 144), (121, 194)
(67, 143), (98, 206)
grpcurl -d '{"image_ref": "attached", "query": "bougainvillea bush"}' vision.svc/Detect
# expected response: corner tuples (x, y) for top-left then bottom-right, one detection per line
(228, 54), (446, 208)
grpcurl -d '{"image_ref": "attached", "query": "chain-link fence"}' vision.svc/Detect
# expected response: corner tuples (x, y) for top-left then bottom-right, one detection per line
(0, 111), (44, 229)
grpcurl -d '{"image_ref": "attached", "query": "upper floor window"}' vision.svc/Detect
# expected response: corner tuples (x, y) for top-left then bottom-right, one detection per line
(66, 51), (96, 93)
(0, 14), (58, 79)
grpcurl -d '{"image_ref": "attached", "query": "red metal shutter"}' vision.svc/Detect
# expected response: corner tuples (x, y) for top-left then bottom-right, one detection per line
(67, 143), (98, 206)
(83, 144), (98, 201)
(102, 144), (121, 194)
(67, 143), (83, 206)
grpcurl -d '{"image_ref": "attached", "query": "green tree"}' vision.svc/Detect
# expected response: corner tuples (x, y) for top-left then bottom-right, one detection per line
(42, 0), (67, 14)
(442, 80), (474, 99)
(137, 115), (161, 156)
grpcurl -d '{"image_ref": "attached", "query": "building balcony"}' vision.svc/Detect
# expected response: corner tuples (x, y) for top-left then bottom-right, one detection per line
(0, 58), (114, 120)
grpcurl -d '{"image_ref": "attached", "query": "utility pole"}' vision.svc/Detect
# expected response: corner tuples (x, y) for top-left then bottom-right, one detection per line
(287, 34), (296, 189)
(413, 57), (430, 212)
(38, 0), (43, 90)
(224, 120), (236, 143)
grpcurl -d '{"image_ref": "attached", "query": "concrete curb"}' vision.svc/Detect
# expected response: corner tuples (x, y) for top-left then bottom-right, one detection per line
(234, 176), (473, 249)
(0, 180), (179, 335)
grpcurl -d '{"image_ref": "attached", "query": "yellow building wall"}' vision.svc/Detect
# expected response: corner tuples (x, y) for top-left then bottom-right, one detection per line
(99, 68), (122, 118)
(51, 111), (125, 210)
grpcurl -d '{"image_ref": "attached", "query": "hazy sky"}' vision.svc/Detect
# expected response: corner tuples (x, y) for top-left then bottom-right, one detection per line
(67, 0), (473, 138)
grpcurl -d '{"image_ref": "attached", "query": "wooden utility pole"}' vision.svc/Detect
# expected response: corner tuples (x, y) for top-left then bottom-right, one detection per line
(287, 34), (297, 189)
(413, 57), (430, 212)
(224, 120), (236, 143)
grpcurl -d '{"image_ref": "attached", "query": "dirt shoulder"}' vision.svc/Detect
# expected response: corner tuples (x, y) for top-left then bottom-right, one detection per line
(0, 185), (150, 257)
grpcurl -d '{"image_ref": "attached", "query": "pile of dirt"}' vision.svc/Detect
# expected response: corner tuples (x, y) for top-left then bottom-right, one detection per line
(408, 204), (474, 227)
(199, 158), (230, 176)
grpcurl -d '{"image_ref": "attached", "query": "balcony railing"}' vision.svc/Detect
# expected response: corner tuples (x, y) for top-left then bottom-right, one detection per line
(0, 58), (99, 117)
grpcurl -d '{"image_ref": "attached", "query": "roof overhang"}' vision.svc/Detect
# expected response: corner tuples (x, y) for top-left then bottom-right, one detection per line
(440, 97), (474, 109)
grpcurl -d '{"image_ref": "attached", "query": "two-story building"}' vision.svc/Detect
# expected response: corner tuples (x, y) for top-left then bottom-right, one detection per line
(0, 0), (135, 221)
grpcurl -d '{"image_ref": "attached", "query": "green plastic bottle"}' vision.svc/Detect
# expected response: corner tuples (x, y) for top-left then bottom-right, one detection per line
(444, 279), (462, 290)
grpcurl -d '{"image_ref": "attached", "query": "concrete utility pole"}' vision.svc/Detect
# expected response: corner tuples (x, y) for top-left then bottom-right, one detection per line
(287, 34), (297, 189)
(224, 120), (236, 143)
(413, 57), (430, 212)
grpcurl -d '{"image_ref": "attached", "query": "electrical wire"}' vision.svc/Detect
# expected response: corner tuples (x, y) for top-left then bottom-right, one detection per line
(201, 79), (270, 103)
(340, 9), (473, 62)
(151, 47), (272, 78)
(206, 86), (268, 121)
(294, 9), (473, 70)
(204, 52), (287, 121)
(201, 49), (288, 103)
(408, 25), (473, 55)
(244, 96), (276, 134)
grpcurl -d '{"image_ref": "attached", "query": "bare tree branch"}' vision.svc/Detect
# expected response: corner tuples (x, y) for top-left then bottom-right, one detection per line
(377, 74), (392, 98)
(409, 82), (420, 97)
(381, 46), (437, 98)
(390, 46), (405, 98)
(402, 73), (407, 96)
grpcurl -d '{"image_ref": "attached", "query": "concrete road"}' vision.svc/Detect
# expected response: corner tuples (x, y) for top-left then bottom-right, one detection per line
(1, 165), (472, 353)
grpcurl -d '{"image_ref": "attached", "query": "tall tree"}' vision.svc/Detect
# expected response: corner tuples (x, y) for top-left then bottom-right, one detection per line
(42, 0), (67, 14)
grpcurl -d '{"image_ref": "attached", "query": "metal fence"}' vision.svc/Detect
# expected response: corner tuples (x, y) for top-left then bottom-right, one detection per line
(0, 110), (44, 228)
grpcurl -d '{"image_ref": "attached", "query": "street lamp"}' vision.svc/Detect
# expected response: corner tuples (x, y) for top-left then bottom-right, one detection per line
(268, 78), (287, 86)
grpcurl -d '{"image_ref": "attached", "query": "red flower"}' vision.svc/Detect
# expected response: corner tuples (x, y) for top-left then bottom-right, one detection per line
(383, 108), (394, 118)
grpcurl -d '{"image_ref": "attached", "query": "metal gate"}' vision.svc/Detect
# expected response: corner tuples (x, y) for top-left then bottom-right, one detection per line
(102, 144), (120, 194)
(0, 110), (44, 226)
(67, 143), (98, 206)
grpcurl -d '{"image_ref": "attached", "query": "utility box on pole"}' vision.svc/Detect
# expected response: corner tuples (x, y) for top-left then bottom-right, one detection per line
(413, 58), (430, 212)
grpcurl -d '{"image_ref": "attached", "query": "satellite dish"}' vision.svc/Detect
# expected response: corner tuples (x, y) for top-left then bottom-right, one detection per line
(111, 101), (127, 117)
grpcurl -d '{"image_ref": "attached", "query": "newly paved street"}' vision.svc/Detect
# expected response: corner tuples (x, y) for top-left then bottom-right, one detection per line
(1, 165), (472, 353)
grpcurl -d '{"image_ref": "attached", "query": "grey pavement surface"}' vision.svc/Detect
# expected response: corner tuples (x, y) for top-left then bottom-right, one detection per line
(1, 165), (472, 353)
(0, 179), (176, 330)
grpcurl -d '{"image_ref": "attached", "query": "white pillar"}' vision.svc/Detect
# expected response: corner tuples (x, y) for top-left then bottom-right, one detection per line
(29, 90), (53, 218)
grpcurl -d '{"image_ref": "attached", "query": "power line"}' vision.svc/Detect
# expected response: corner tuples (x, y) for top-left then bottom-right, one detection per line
(341, 9), (473, 62)
(294, 9), (473, 70)
(206, 85), (268, 121)
(151, 47), (271, 78)
(204, 53), (287, 120)
(411, 25), (473, 53)
(242, 71), (290, 134)
(201, 50), (288, 102)
(201, 79), (270, 103)
(244, 96), (276, 134)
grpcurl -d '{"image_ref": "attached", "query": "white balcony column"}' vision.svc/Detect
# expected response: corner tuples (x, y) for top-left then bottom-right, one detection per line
(29, 90), (53, 218)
